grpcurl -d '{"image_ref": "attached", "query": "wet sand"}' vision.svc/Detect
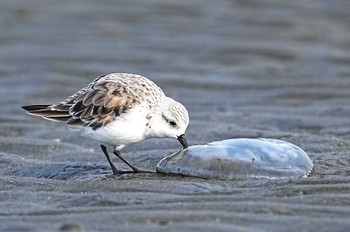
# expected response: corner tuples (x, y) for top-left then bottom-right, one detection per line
(1, 0), (350, 231)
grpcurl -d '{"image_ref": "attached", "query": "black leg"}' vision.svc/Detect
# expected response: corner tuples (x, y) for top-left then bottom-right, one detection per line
(100, 145), (134, 175)
(112, 149), (153, 173)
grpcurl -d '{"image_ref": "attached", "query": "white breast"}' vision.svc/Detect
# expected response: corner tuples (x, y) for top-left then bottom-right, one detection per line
(79, 105), (149, 148)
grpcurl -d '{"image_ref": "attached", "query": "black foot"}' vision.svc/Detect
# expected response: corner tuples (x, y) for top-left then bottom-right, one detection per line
(130, 168), (155, 174)
(112, 149), (152, 173)
(111, 169), (154, 175)
(101, 145), (125, 175)
(111, 169), (136, 175)
(100, 145), (155, 174)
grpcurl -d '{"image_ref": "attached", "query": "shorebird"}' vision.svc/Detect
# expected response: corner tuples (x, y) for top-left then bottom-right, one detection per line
(22, 73), (189, 174)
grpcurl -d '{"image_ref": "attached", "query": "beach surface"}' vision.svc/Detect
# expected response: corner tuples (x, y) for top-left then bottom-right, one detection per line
(1, 0), (350, 231)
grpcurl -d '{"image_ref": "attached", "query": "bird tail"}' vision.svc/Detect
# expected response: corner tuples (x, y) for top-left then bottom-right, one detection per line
(22, 104), (71, 122)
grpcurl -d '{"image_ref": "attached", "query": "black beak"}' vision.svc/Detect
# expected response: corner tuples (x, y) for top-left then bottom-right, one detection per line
(177, 134), (188, 149)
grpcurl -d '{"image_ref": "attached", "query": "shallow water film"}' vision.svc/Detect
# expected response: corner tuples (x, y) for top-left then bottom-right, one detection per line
(157, 139), (313, 180)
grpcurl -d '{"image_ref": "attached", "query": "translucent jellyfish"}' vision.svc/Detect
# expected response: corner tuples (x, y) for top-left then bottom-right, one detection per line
(157, 138), (313, 180)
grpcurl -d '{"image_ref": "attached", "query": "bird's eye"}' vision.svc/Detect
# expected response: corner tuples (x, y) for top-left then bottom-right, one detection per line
(162, 114), (177, 127)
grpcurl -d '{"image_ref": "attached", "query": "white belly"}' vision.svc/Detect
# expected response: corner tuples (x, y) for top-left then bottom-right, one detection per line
(78, 105), (148, 148)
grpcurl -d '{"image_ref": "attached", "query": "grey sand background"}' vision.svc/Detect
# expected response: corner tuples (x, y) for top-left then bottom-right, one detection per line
(1, 0), (350, 231)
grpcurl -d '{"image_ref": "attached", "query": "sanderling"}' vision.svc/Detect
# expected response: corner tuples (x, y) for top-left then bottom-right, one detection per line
(22, 73), (189, 174)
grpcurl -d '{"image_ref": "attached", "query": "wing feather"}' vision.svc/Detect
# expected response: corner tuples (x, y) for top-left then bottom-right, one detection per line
(22, 73), (165, 130)
(53, 81), (138, 128)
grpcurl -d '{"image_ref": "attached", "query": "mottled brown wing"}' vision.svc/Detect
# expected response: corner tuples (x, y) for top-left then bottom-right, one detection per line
(23, 81), (141, 130)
